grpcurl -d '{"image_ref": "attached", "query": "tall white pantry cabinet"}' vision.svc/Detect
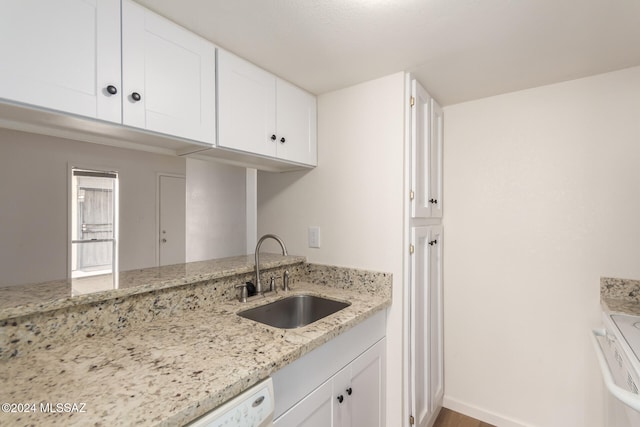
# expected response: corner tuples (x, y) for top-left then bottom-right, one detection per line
(405, 75), (444, 427)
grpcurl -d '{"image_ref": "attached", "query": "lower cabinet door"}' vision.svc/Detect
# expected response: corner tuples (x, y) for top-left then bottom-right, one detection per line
(273, 379), (333, 427)
(350, 338), (386, 427)
(274, 337), (386, 427)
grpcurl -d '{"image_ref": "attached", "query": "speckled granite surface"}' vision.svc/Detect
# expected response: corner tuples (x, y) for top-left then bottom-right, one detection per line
(0, 260), (392, 426)
(601, 277), (640, 316)
(0, 254), (306, 320)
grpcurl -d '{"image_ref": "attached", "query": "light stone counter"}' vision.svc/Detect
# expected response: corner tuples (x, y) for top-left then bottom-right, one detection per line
(601, 277), (640, 316)
(0, 260), (392, 426)
(0, 254), (306, 320)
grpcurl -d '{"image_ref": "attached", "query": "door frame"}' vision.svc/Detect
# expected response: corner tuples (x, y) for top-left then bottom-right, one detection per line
(155, 172), (186, 266)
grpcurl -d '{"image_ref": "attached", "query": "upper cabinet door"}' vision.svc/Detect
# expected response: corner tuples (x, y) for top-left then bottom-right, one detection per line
(121, 0), (216, 144)
(409, 77), (443, 218)
(429, 99), (444, 218)
(0, 0), (121, 123)
(276, 78), (317, 166)
(410, 79), (432, 218)
(217, 49), (277, 157)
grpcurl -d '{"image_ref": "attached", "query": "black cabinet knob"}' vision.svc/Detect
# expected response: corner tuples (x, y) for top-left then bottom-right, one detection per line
(270, 134), (277, 141)
(346, 387), (352, 396)
(337, 395), (344, 404)
(106, 85), (118, 95)
(429, 198), (438, 204)
(428, 239), (438, 246)
(280, 137), (286, 144)
(131, 92), (142, 102)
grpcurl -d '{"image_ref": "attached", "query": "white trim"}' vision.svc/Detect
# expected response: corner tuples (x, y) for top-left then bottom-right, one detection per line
(402, 72), (413, 427)
(442, 396), (534, 427)
(155, 172), (186, 266)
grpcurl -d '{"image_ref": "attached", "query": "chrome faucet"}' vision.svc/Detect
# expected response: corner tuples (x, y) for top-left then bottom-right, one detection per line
(254, 234), (288, 294)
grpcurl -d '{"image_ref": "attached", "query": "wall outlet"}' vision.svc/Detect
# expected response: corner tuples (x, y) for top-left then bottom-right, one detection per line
(308, 226), (321, 248)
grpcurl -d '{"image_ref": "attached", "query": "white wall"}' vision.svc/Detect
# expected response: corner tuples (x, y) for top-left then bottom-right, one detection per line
(443, 66), (640, 426)
(257, 72), (406, 425)
(0, 129), (185, 286)
(185, 158), (247, 261)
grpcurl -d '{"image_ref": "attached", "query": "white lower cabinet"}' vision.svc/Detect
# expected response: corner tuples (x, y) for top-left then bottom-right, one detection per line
(275, 338), (386, 427)
(272, 310), (386, 427)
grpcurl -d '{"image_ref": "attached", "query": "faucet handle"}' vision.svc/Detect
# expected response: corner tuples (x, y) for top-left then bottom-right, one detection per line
(269, 276), (276, 292)
(235, 283), (248, 302)
(283, 270), (290, 291)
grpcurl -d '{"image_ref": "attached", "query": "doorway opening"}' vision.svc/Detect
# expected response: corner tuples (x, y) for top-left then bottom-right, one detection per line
(70, 168), (118, 288)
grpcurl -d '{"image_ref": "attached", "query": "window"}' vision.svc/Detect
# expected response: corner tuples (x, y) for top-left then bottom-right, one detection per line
(70, 168), (118, 290)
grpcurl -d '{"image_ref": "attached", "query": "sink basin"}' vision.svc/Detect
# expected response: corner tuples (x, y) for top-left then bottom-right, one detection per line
(237, 294), (351, 329)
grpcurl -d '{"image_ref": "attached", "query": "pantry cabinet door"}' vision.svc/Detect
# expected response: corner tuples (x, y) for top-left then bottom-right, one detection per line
(122, 0), (216, 144)
(428, 226), (444, 412)
(410, 79), (432, 218)
(410, 226), (431, 427)
(217, 49), (277, 157)
(429, 99), (444, 218)
(276, 78), (317, 166)
(0, 0), (121, 123)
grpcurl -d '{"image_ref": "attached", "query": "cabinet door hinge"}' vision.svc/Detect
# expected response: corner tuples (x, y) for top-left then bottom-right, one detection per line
(409, 415), (415, 425)
(409, 244), (415, 254)
(410, 96), (415, 107)
(409, 190), (415, 201)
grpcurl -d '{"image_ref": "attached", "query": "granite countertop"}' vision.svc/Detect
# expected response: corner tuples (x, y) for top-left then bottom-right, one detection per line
(0, 279), (391, 426)
(601, 277), (640, 316)
(0, 254), (306, 320)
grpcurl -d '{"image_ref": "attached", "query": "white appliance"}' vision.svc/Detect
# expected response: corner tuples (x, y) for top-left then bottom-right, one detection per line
(592, 313), (640, 427)
(187, 378), (274, 427)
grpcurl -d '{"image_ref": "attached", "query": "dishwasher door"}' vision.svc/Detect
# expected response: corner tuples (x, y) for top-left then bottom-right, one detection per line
(188, 378), (274, 427)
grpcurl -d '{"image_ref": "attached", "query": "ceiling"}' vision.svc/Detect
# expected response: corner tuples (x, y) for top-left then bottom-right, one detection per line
(135, 0), (640, 106)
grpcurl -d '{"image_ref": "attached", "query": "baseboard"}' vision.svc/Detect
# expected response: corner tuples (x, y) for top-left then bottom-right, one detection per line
(442, 396), (534, 427)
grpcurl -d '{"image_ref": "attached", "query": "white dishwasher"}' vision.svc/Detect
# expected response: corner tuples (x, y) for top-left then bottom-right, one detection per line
(187, 378), (274, 427)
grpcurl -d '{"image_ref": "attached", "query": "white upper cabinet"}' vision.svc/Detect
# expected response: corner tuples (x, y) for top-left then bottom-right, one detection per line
(276, 78), (317, 165)
(218, 49), (317, 167)
(409, 78), (443, 218)
(122, 0), (216, 144)
(0, 0), (121, 123)
(217, 49), (277, 157)
(430, 98), (443, 218)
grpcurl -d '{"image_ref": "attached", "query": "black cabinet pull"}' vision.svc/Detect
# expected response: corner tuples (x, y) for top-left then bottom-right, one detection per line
(280, 137), (286, 144)
(270, 134), (277, 141)
(106, 85), (118, 95)
(337, 395), (344, 404)
(428, 239), (438, 246)
(346, 387), (352, 396)
(429, 198), (438, 204)
(131, 92), (142, 102)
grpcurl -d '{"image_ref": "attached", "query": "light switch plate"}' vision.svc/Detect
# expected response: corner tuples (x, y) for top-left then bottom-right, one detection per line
(308, 226), (320, 248)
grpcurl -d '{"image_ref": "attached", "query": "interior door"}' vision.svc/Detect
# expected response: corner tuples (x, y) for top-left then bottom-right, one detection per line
(0, 0), (121, 122)
(159, 175), (185, 266)
(410, 226), (432, 427)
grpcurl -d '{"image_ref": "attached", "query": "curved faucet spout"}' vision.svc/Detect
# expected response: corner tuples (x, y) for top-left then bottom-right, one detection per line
(255, 234), (288, 294)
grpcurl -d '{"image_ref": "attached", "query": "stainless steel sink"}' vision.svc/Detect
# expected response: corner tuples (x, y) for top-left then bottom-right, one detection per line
(237, 294), (351, 329)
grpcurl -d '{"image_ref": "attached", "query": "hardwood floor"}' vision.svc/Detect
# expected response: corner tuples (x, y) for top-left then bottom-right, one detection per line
(432, 408), (496, 427)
